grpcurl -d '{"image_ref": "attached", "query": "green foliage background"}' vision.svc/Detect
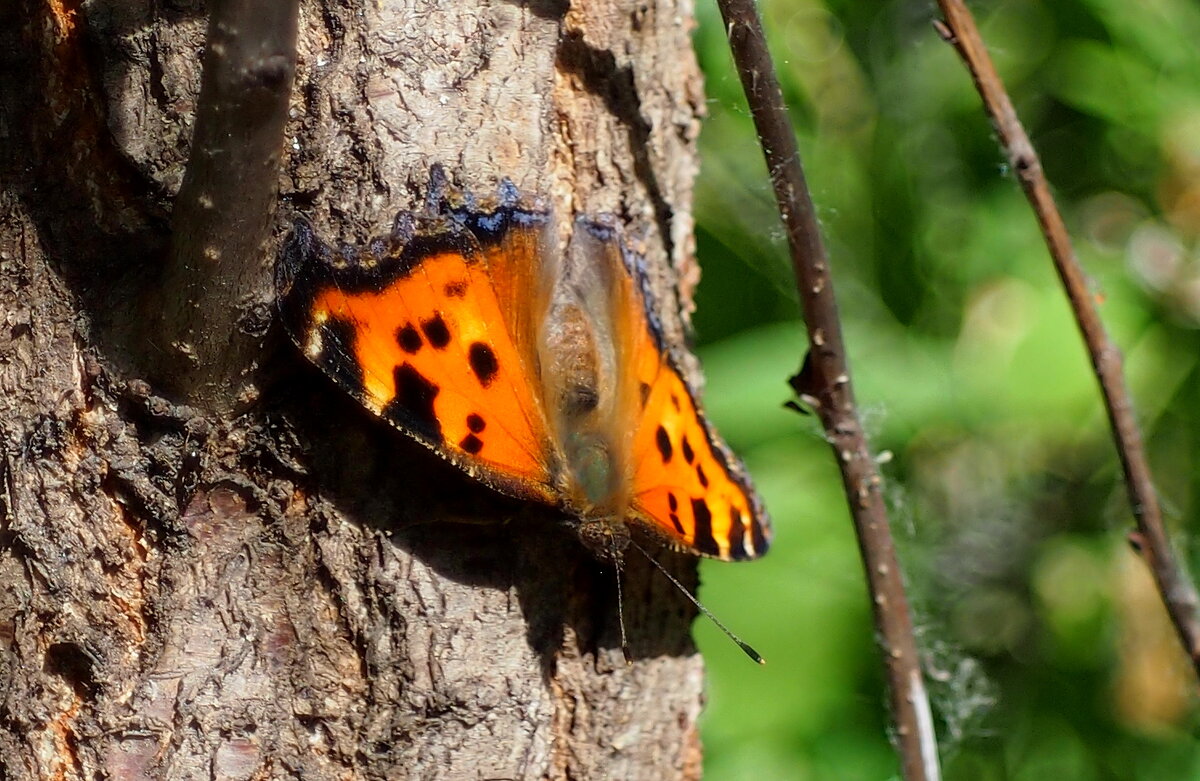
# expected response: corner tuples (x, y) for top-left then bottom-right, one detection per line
(689, 1), (1200, 778)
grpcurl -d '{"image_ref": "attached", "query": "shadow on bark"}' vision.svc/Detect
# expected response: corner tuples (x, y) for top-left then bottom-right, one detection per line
(264, 354), (702, 672)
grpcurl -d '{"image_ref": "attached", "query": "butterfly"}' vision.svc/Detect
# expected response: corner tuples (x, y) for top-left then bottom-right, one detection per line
(275, 172), (771, 569)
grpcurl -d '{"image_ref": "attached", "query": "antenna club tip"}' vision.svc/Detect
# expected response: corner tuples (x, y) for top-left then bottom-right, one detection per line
(740, 643), (766, 665)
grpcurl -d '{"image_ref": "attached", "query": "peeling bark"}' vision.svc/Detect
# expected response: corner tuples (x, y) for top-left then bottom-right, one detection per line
(0, 1), (711, 778)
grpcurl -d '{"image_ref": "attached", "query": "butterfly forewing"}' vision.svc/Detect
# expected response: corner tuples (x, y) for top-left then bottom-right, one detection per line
(630, 364), (770, 560)
(609, 235), (773, 561)
(278, 218), (557, 504)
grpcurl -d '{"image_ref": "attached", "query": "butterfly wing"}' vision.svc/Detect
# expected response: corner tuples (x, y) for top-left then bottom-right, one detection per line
(277, 212), (557, 505)
(600, 224), (772, 561)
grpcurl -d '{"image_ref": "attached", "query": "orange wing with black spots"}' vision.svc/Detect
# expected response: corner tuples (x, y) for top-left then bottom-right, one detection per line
(276, 211), (557, 505)
(629, 358), (770, 561)
(277, 178), (770, 564)
(609, 230), (772, 562)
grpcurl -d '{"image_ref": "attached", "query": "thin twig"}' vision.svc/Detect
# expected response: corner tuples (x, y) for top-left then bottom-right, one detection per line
(934, 0), (1200, 680)
(714, 2), (941, 779)
(154, 0), (299, 411)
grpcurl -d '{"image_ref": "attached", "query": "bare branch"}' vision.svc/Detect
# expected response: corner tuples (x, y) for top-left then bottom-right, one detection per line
(154, 0), (299, 411)
(934, 0), (1200, 680)
(714, 1), (942, 778)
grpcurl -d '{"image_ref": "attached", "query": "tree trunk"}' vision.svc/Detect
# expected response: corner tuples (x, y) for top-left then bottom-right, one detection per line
(0, 1), (710, 778)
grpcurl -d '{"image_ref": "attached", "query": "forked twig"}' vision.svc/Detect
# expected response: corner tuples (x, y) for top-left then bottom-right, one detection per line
(714, 1), (942, 778)
(934, 0), (1200, 681)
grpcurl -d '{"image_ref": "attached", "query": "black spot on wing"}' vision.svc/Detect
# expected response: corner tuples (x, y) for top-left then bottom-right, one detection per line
(655, 426), (672, 462)
(468, 342), (499, 387)
(696, 464), (708, 488)
(667, 491), (684, 533)
(727, 508), (748, 560)
(466, 413), (486, 433)
(316, 318), (363, 391)
(421, 314), (451, 349)
(638, 382), (651, 408)
(396, 323), (423, 354)
(444, 280), (468, 297)
(385, 364), (442, 441)
(750, 516), (769, 557)
(681, 436), (695, 464)
(459, 433), (484, 454)
(690, 498), (718, 555)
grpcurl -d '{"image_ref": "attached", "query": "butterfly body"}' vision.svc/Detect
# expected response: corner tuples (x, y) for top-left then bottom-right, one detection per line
(277, 179), (770, 563)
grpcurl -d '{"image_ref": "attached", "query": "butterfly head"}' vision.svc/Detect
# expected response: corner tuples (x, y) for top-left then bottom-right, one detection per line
(575, 514), (632, 565)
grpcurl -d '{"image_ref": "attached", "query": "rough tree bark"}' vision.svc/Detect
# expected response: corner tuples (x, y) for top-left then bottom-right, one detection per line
(0, 1), (717, 779)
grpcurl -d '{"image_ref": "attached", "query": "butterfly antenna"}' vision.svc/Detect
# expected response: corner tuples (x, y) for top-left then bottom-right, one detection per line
(629, 539), (765, 665)
(614, 561), (633, 665)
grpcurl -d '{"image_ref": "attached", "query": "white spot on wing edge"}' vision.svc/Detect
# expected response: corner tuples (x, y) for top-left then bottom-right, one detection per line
(741, 512), (757, 558)
(304, 309), (328, 359)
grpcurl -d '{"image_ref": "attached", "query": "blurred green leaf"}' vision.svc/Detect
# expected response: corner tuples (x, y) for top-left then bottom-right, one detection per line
(691, 0), (1200, 778)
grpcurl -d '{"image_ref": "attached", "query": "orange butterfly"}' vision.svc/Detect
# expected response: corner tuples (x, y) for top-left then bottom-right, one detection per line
(275, 175), (771, 566)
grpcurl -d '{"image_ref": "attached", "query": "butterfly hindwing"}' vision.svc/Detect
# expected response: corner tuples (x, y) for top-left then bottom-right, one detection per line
(277, 213), (557, 505)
